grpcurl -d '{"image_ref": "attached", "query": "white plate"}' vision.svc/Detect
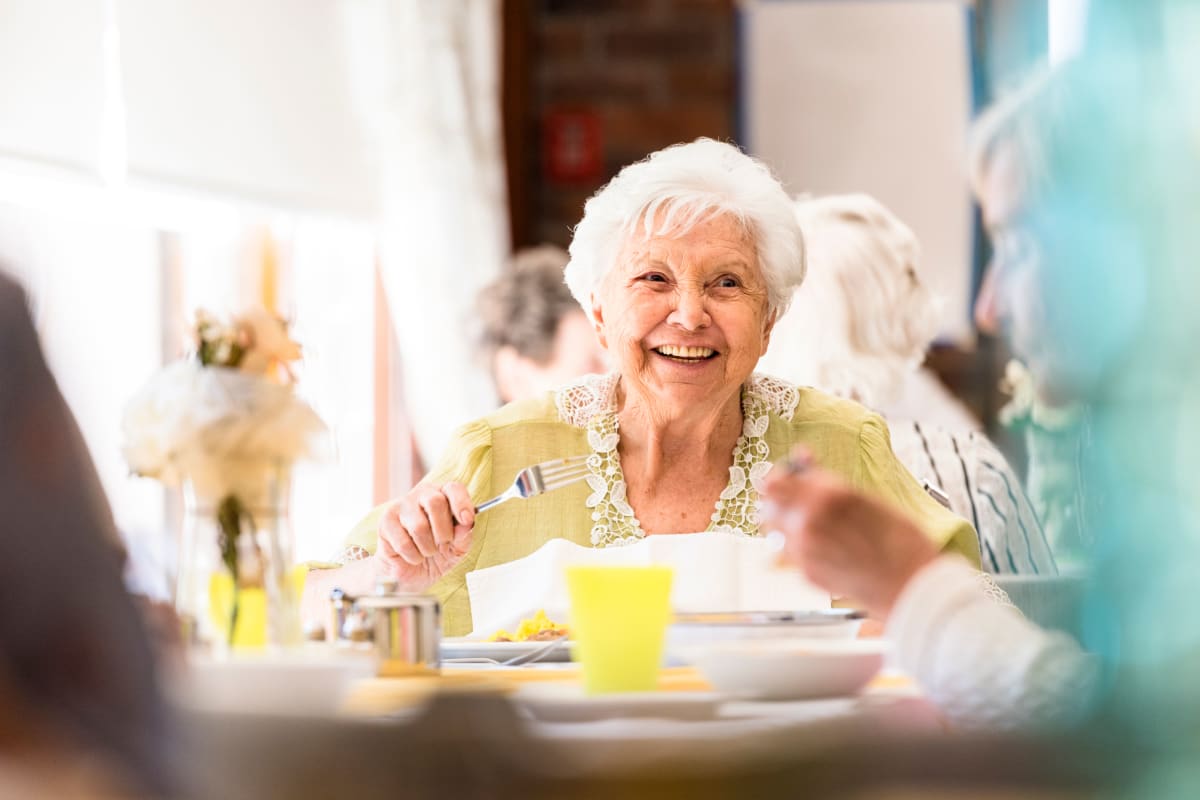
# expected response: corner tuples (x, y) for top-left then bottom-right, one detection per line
(687, 638), (887, 701)
(513, 683), (722, 722)
(440, 637), (574, 663)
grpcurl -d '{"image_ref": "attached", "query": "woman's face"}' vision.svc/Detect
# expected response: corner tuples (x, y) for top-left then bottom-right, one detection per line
(592, 212), (775, 413)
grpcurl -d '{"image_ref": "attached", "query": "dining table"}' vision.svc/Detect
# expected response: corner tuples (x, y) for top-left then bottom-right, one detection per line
(167, 652), (1108, 800)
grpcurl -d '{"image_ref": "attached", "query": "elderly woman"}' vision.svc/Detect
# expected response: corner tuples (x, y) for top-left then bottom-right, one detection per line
(304, 139), (978, 635)
(758, 194), (1056, 575)
(480, 244), (608, 404)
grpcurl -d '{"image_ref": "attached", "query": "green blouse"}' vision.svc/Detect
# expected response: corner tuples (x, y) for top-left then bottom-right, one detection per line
(338, 373), (979, 635)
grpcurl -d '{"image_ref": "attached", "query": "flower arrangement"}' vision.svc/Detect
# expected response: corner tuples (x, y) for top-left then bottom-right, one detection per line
(123, 309), (329, 645)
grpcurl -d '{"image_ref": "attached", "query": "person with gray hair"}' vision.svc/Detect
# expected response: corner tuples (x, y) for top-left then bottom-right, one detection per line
(759, 193), (1056, 575)
(306, 138), (978, 635)
(477, 244), (607, 404)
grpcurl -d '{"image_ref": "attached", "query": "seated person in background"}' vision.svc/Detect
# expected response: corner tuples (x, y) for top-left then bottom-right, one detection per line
(760, 193), (979, 432)
(302, 138), (979, 636)
(478, 244), (608, 404)
(0, 271), (171, 796)
(757, 194), (1055, 575)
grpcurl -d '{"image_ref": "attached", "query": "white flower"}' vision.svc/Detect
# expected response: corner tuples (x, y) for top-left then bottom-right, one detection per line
(749, 460), (773, 486)
(742, 413), (769, 438)
(610, 480), (633, 517)
(584, 474), (608, 507)
(121, 360), (330, 492)
(587, 428), (619, 453)
(720, 466), (746, 500)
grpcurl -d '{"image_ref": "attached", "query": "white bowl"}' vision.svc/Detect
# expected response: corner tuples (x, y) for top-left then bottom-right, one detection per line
(169, 648), (375, 716)
(687, 639), (887, 700)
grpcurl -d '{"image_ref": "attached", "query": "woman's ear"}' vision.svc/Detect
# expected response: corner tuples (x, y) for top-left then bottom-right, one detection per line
(760, 307), (778, 354)
(492, 346), (527, 405)
(590, 293), (608, 349)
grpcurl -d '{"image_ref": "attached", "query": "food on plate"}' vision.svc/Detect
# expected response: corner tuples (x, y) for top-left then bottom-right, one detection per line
(489, 609), (569, 642)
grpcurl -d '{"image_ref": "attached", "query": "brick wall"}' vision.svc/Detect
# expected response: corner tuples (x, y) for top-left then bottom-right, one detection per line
(524, 0), (737, 247)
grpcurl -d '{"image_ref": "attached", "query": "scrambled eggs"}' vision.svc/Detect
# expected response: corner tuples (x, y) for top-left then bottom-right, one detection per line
(489, 609), (569, 642)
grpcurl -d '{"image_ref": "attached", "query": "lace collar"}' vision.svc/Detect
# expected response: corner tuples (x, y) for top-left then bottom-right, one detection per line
(555, 372), (799, 547)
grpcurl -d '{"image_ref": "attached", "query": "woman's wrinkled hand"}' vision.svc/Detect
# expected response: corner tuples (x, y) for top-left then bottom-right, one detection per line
(759, 448), (938, 619)
(375, 481), (476, 592)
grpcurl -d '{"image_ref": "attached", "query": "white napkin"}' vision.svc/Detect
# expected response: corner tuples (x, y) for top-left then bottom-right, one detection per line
(466, 533), (829, 638)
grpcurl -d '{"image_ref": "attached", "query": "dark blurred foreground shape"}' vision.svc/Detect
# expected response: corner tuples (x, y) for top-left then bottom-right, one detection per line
(179, 691), (1122, 800)
(0, 271), (171, 796)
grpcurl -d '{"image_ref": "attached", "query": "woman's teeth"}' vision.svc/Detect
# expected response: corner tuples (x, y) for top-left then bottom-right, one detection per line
(655, 345), (716, 361)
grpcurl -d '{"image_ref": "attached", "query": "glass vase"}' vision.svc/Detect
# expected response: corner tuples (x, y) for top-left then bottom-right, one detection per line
(175, 459), (302, 650)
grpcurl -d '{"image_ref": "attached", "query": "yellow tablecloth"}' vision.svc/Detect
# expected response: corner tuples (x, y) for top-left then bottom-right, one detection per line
(341, 666), (914, 718)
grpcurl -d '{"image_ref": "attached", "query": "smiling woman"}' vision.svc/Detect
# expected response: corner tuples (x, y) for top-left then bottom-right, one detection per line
(303, 139), (980, 636)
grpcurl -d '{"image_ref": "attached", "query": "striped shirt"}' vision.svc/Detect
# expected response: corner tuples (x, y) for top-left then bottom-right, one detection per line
(888, 420), (1058, 575)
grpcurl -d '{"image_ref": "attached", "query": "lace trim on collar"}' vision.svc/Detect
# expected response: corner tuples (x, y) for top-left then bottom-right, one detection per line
(554, 372), (799, 547)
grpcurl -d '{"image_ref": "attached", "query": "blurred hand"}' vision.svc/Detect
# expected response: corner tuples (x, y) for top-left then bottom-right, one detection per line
(375, 481), (475, 592)
(760, 449), (938, 619)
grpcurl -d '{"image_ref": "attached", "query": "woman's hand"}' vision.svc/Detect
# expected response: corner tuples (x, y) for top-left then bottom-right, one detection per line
(759, 450), (938, 619)
(375, 481), (476, 592)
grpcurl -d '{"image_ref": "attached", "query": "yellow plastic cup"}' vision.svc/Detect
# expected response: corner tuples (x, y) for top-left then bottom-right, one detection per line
(566, 565), (673, 694)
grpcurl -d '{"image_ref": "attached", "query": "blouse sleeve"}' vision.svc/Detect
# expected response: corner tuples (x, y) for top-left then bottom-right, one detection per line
(334, 418), (495, 562)
(854, 415), (982, 567)
(888, 556), (1098, 731)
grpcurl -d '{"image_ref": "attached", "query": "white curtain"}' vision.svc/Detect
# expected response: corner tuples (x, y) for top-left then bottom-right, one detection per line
(344, 0), (509, 468)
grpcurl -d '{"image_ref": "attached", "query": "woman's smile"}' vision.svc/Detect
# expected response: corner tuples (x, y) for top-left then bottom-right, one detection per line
(651, 343), (719, 364)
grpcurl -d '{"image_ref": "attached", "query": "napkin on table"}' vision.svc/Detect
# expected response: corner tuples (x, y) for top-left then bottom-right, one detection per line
(466, 532), (829, 638)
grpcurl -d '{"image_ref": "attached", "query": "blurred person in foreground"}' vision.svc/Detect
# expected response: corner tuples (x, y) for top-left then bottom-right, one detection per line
(0, 271), (171, 796)
(303, 138), (979, 635)
(762, 39), (1200, 742)
(478, 244), (608, 404)
(971, 76), (1090, 566)
(759, 193), (1055, 575)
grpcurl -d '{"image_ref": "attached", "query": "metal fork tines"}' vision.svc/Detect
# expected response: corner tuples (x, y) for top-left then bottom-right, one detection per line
(475, 454), (590, 515)
(501, 638), (568, 667)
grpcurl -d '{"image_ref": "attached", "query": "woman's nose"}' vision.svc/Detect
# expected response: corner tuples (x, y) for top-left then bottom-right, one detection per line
(667, 286), (711, 330)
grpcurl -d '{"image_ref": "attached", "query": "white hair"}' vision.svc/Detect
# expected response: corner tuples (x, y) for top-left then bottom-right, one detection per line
(759, 194), (941, 408)
(966, 64), (1066, 199)
(564, 138), (806, 320)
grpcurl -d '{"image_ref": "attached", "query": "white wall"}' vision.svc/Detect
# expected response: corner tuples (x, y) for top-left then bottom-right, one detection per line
(118, 0), (377, 217)
(0, 0), (105, 171)
(743, 0), (976, 343)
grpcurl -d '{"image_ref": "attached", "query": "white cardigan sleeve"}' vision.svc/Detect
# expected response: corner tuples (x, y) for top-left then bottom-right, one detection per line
(886, 556), (1099, 731)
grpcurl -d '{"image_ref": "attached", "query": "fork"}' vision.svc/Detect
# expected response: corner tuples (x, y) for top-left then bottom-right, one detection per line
(474, 454), (591, 515)
(441, 639), (568, 668)
(500, 638), (569, 667)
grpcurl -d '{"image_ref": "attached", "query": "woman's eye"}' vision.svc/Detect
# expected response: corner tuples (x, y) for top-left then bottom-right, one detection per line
(715, 276), (741, 289)
(639, 273), (668, 284)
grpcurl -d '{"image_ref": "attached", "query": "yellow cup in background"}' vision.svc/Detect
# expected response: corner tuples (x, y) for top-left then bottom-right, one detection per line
(566, 565), (673, 694)
(209, 564), (308, 648)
